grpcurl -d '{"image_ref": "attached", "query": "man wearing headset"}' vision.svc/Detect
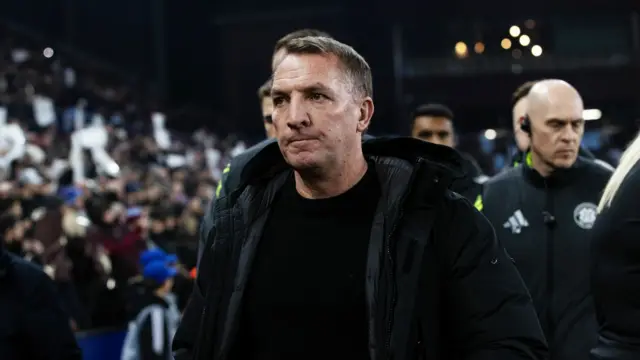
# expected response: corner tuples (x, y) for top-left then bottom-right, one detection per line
(509, 80), (613, 170)
(476, 79), (612, 360)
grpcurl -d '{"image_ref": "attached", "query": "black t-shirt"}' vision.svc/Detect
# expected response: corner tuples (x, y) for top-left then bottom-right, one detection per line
(232, 165), (380, 360)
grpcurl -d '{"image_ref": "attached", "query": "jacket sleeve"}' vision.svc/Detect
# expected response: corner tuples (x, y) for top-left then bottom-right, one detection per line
(444, 200), (548, 360)
(20, 268), (82, 360)
(197, 162), (232, 268)
(139, 306), (168, 360)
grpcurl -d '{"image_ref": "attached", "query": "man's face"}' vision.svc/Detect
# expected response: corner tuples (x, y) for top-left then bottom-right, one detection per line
(271, 53), (372, 171)
(261, 95), (276, 139)
(411, 116), (455, 148)
(512, 98), (531, 151)
(529, 97), (584, 169)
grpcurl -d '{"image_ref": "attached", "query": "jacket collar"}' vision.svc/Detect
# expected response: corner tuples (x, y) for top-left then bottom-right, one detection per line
(522, 156), (587, 188)
(236, 136), (466, 190)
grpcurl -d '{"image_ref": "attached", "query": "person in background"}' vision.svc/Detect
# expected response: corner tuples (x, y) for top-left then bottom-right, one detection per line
(257, 79), (276, 139)
(0, 213), (82, 360)
(510, 80), (613, 170)
(410, 103), (487, 201)
(478, 79), (612, 360)
(590, 132), (640, 360)
(121, 260), (178, 360)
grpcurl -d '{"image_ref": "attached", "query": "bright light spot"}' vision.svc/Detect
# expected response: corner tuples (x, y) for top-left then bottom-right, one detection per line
(509, 25), (521, 37)
(484, 129), (497, 140)
(583, 109), (602, 121)
(525, 19), (536, 29)
(454, 41), (468, 58)
(519, 34), (531, 46)
(531, 45), (543, 57)
(107, 278), (116, 290)
(501, 38), (512, 50)
(43, 47), (54, 58)
(474, 42), (485, 54)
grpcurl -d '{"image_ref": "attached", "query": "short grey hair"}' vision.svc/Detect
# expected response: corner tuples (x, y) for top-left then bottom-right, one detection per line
(278, 36), (373, 99)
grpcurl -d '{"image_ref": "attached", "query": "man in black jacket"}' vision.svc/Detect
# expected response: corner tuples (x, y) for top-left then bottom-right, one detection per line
(477, 79), (612, 360)
(410, 103), (488, 201)
(0, 233), (82, 360)
(174, 35), (547, 360)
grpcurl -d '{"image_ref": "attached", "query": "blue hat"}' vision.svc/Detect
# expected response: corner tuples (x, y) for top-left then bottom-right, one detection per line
(165, 254), (178, 264)
(143, 260), (177, 283)
(139, 249), (167, 267)
(126, 207), (143, 220)
(59, 186), (82, 205)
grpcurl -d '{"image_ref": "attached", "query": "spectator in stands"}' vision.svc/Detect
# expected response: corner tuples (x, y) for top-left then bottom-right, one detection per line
(257, 79), (276, 139)
(591, 132), (640, 359)
(0, 213), (82, 360)
(410, 103), (487, 201)
(121, 259), (178, 360)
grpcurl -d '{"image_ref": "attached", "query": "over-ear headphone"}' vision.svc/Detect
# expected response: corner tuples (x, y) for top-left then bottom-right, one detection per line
(520, 115), (532, 135)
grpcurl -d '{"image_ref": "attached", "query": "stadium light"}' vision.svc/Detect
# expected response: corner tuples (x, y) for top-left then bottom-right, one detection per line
(474, 42), (485, 54)
(525, 19), (536, 29)
(509, 25), (521, 37)
(531, 45), (543, 57)
(501, 38), (512, 50)
(583, 109), (602, 121)
(454, 41), (468, 58)
(484, 129), (497, 140)
(519, 35), (531, 46)
(43, 47), (54, 58)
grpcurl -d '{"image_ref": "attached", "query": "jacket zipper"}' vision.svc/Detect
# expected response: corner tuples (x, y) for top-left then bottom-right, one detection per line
(384, 158), (425, 359)
(543, 180), (555, 348)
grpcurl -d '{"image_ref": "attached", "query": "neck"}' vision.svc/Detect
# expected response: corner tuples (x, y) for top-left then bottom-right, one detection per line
(154, 288), (168, 297)
(530, 151), (554, 178)
(294, 151), (368, 199)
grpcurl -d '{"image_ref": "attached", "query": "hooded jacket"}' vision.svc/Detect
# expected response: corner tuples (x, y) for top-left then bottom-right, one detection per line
(477, 156), (612, 360)
(174, 137), (547, 360)
(0, 248), (82, 360)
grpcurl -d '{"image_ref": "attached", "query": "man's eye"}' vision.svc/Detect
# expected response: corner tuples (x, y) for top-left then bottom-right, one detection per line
(309, 93), (325, 101)
(273, 97), (284, 106)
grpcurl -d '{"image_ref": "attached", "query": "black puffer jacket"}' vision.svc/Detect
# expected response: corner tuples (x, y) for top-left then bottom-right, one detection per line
(0, 249), (82, 360)
(175, 137), (547, 360)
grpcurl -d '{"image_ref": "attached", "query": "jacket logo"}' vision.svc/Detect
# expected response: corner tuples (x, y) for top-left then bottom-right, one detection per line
(573, 202), (598, 229)
(503, 209), (529, 234)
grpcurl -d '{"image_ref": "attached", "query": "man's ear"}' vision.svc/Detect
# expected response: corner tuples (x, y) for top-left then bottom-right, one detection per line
(357, 97), (374, 133)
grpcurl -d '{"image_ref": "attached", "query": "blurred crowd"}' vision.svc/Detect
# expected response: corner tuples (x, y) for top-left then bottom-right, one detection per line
(0, 24), (251, 331)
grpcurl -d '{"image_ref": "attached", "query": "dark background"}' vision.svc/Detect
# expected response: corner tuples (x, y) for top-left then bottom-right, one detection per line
(2, 0), (638, 141)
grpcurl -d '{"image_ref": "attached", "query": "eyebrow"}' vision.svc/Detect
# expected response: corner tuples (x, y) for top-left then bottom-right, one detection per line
(271, 82), (332, 97)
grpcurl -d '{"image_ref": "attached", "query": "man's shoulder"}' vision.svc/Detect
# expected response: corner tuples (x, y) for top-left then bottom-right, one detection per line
(6, 253), (48, 283)
(486, 166), (521, 187)
(228, 139), (277, 171)
(578, 156), (614, 177)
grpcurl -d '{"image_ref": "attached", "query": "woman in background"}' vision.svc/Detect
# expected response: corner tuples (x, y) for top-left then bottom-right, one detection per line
(591, 132), (640, 360)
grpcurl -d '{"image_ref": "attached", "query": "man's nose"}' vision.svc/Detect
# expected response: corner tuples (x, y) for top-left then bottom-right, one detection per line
(286, 96), (310, 129)
(560, 125), (579, 142)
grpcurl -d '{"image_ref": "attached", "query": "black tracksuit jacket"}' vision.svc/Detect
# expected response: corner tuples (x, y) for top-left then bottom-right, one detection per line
(478, 157), (612, 360)
(174, 137), (548, 360)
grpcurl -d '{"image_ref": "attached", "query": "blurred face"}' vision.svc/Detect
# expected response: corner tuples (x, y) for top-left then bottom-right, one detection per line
(271, 53), (373, 172)
(528, 95), (584, 171)
(261, 96), (276, 139)
(411, 116), (455, 148)
(512, 98), (530, 151)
